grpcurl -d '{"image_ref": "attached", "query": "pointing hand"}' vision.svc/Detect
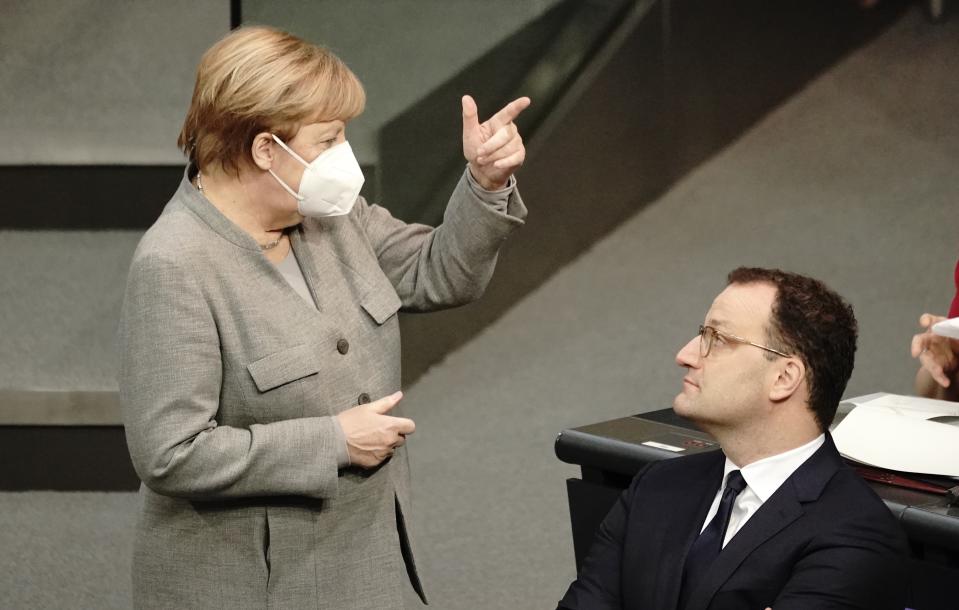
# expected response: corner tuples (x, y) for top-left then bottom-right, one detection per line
(462, 94), (531, 190)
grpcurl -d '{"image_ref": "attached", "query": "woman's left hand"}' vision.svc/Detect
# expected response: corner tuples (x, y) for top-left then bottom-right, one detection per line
(462, 94), (531, 191)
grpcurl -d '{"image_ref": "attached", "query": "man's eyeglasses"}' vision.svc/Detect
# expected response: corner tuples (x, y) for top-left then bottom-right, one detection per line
(698, 325), (791, 359)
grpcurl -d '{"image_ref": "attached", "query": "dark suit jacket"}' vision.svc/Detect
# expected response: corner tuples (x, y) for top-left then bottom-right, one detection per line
(559, 434), (907, 610)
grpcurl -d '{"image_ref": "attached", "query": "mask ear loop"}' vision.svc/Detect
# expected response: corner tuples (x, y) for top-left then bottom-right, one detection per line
(271, 134), (310, 167)
(268, 134), (308, 201)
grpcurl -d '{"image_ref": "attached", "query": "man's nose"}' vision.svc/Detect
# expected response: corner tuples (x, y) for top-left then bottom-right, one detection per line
(676, 335), (700, 368)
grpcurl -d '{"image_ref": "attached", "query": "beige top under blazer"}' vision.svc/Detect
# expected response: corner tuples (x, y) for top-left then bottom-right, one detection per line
(118, 168), (526, 609)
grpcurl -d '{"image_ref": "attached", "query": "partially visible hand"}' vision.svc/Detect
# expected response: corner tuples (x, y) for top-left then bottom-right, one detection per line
(336, 391), (415, 468)
(911, 313), (959, 389)
(461, 94), (531, 191)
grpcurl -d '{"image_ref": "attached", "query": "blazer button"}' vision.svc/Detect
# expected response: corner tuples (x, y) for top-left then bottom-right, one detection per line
(357, 393), (371, 405)
(336, 339), (350, 355)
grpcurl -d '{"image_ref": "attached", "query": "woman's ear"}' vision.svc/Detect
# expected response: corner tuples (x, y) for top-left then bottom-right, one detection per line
(769, 357), (805, 402)
(250, 132), (275, 170)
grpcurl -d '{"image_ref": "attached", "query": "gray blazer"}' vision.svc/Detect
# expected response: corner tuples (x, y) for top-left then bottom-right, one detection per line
(118, 169), (526, 609)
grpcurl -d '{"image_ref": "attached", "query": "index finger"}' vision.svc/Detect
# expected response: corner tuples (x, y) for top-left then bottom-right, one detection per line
(488, 96), (531, 129)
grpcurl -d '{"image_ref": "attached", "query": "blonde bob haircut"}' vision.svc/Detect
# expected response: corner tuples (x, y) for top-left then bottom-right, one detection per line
(177, 26), (365, 176)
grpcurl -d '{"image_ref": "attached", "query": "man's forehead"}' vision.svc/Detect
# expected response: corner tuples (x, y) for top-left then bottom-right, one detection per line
(706, 283), (776, 330)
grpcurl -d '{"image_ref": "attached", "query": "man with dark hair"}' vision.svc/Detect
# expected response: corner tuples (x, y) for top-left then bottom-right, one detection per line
(558, 267), (907, 610)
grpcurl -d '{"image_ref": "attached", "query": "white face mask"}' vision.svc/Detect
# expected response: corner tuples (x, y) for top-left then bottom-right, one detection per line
(269, 135), (365, 218)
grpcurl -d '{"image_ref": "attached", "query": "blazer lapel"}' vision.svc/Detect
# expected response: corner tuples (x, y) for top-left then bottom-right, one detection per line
(683, 479), (804, 610)
(684, 436), (843, 610)
(291, 217), (387, 317)
(289, 224), (329, 313)
(176, 169), (330, 317)
(650, 454), (725, 610)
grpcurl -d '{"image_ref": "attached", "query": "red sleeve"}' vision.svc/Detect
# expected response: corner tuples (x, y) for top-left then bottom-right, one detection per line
(949, 258), (959, 318)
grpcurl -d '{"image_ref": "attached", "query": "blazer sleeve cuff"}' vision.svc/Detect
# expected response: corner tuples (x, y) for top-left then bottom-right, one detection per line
(461, 167), (527, 222)
(331, 415), (351, 468)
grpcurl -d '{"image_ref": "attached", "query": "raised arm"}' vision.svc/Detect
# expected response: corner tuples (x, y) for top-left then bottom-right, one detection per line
(358, 96), (531, 311)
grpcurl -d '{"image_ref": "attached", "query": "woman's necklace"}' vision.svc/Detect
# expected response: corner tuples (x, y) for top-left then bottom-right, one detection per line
(258, 234), (283, 251)
(196, 173), (284, 251)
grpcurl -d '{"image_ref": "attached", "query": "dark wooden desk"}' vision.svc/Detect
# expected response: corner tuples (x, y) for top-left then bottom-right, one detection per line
(555, 408), (959, 610)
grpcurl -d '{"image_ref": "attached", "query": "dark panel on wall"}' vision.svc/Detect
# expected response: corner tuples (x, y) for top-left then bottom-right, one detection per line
(0, 166), (183, 230)
(0, 426), (139, 491)
(396, 1), (668, 384)
(662, 0), (904, 171)
(0, 164), (377, 229)
(377, 0), (604, 224)
(231, 0), (242, 29)
(397, 0), (906, 385)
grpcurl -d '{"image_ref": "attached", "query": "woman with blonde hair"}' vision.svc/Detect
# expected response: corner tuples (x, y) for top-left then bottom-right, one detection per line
(119, 25), (529, 609)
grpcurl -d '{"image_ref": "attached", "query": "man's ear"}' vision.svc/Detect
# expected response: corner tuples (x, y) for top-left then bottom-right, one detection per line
(250, 132), (275, 170)
(769, 357), (805, 402)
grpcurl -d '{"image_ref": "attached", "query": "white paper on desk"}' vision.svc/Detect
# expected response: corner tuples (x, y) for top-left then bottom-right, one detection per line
(841, 392), (959, 420)
(932, 317), (959, 339)
(833, 395), (959, 477)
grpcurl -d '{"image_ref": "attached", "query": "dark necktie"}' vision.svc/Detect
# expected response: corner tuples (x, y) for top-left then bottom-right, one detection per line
(678, 469), (747, 609)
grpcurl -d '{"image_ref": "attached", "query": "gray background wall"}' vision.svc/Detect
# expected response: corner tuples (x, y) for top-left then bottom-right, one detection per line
(243, 0), (563, 163)
(399, 14), (958, 606)
(0, 0), (560, 166)
(0, 3), (956, 609)
(0, 0), (230, 164)
(0, 0), (561, 390)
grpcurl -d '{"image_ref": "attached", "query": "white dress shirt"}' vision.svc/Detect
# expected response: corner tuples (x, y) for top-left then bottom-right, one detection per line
(700, 434), (825, 548)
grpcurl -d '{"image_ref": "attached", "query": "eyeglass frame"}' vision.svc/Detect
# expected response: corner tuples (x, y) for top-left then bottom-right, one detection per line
(698, 324), (792, 359)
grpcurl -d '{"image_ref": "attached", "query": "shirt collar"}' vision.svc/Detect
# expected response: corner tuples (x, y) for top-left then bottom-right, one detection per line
(722, 434), (825, 502)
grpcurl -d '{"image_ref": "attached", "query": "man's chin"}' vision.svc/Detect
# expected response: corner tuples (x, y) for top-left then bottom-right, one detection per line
(672, 395), (693, 417)
(674, 395), (707, 422)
